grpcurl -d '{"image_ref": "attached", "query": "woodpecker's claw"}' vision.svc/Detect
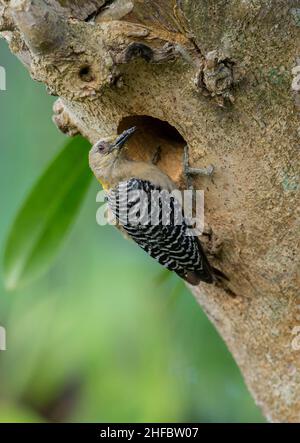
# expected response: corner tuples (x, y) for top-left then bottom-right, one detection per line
(151, 146), (161, 165)
(183, 145), (214, 177)
(183, 145), (214, 189)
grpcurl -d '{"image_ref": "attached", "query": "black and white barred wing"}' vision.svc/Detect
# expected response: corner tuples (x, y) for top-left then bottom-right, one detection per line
(107, 179), (214, 284)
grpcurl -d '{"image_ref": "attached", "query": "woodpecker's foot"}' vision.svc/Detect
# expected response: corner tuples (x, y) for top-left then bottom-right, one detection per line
(183, 145), (214, 189)
(200, 226), (223, 258)
(151, 146), (162, 165)
(183, 145), (214, 176)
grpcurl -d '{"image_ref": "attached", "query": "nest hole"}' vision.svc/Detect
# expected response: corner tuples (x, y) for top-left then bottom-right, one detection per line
(118, 116), (186, 184)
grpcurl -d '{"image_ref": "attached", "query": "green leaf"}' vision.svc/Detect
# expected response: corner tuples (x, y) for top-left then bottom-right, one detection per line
(3, 136), (92, 290)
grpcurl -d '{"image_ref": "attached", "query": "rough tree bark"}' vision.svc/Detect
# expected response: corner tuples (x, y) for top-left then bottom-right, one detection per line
(1, 0), (299, 422)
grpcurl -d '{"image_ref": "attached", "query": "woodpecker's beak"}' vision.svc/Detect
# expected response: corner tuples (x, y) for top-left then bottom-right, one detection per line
(110, 127), (137, 152)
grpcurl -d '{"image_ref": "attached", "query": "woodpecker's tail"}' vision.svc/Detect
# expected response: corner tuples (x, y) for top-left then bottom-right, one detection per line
(181, 267), (228, 286)
(183, 271), (205, 286)
(212, 266), (229, 282)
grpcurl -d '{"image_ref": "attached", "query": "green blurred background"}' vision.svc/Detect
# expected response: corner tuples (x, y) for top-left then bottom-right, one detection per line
(0, 40), (264, 423)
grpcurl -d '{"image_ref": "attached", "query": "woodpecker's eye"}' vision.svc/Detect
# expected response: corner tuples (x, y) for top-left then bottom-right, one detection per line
(97, 143), (106, 153)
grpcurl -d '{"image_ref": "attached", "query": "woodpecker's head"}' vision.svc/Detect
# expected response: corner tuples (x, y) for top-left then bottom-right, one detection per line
(89, 127), (137, 187)
(90, 126), (136, 159)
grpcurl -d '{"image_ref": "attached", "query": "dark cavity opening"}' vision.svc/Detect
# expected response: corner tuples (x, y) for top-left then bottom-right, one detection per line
(79, 65), (94, 82)
(118, 116), (186, 184)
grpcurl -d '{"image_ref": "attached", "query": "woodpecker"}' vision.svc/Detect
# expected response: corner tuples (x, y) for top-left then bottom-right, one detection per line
(89, 127), (224, 285)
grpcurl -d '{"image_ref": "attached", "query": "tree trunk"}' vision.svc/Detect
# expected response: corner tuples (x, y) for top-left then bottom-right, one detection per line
(1, 0), (299, 423)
